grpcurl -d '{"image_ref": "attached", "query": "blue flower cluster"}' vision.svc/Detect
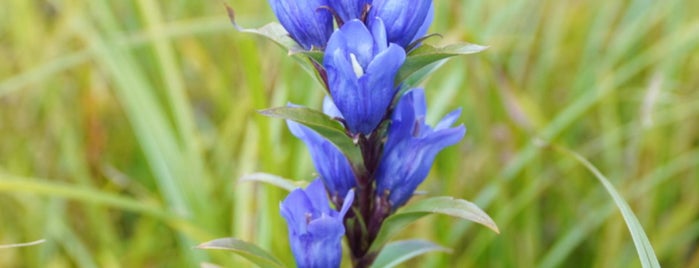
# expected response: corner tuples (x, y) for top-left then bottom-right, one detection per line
(269, 1), (465, 267)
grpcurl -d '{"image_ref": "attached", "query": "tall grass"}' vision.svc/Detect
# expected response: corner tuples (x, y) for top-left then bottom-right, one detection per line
(1, 0), (698, 267)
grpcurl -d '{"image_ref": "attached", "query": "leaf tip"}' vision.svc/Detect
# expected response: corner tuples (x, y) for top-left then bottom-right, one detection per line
(224, 3), (243, 31)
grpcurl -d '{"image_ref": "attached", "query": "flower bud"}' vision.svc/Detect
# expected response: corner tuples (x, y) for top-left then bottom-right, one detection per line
(324, 18), (406, 135)
(280, 179), (354, 268)
(375, 89), (465, 209)
(287, 98), (358, 201)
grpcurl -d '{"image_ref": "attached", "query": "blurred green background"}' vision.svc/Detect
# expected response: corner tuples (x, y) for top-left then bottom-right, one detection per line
(1, 0), (698, 267)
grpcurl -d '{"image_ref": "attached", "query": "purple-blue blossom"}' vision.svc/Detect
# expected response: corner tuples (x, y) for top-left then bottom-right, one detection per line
(287, 98), (357, 201)
(324, 18), (406, 135)
(375, 88), (465, 209)
(280, 179), (355, 268)
(268, 0), (333, 50)
(368, 0), (434, 48)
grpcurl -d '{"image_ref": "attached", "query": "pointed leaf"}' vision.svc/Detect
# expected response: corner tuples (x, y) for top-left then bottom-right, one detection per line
(259, 107), (365, 174)
(225, 5), (323, 73)
(369, 196), (498, 253)
(371, 240), (451, 268)
(197, 238), (285, 268)
(239, 173), (305, 192)
(397, 43), (488, 84)
(226, 5), (302, 52)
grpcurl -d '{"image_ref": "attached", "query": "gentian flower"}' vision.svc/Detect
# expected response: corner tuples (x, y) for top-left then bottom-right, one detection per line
(268, 0), (333, 50)
(329, 0), (371, 23)
(375, 89), (465, 209)
(287, 98), (357, 201)
(280, 179), (355, 268)
(368, 0), (434, 48)
(324, 18), (406, 135)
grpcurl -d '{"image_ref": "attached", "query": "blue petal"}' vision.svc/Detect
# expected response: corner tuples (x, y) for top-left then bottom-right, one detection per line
(369, 0), (433, 48)
(369, 17), (389, 52)
(305, 179), (332, 215)
(287, 120), (357, 198)
(339, 189), (355, 217)
(280, 188), (313, 235)
(322, 96), (344, 119)
(335, 20), (375, 68)
(268, 0), (333, 50)
(434, 108), (462, 131)
(410, 2), (434, 45)
(306, 217), (345, 267)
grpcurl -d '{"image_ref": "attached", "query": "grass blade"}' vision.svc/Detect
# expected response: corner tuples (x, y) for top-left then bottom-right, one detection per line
(553, 144), (661, 268)
(197, 238), (286, 268)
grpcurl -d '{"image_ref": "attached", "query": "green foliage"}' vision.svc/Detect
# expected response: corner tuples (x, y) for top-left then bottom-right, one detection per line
(397, 42), (488, 85)
(553, 145), (661, 268)
(1, 0), (698, 267)
(197, 238), (286, 268)
(369, 196), (499, 254)
(371, 240), (451, 268)
(259, 106), (365, 174)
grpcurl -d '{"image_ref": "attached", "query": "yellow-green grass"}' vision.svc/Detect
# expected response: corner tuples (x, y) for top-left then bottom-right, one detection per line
(1, 0), (698, 267)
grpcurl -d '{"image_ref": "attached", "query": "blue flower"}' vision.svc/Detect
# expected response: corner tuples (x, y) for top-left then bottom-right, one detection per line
(329, 0), (371, 23)
(268, 0), (333, 50)
(324, 18), (406, 135)
(280, 179), (354, 268)
(368, 0), (434, 48)
(375, 89), (465, 209)
(287, 98), (358, 200)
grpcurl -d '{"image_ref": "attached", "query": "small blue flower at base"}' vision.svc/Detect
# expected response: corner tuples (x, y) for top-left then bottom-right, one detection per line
(280, 179), (355, 268)
(368, 0), (434, 49)
(375, 88), (465, 209)
(329, 0), (371, 23)
(268, 0), (333, 50)
(287, 98), (357, 201)
(324, 18), (406, 135)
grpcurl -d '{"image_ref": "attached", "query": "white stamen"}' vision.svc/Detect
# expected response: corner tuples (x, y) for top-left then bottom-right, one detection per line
(349, 53), (364, 78)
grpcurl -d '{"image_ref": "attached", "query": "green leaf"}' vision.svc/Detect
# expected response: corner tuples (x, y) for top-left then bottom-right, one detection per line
(258, 107), (365, 174)
(554, 145), (661, 268)
(225, 5), (302, 53)
(225, 5), (323, 75)
(239, 172), (305, 192)
(196, 238), (285, 268)
(369, 196), (498, 253)
(371, 240), (451, 268)
(397, 43), (488, 85)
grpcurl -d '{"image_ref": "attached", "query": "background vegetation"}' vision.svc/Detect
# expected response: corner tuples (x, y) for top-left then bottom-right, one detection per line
(1, 0), (698, 267)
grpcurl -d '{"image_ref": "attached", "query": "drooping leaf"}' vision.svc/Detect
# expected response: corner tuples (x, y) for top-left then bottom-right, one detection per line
(555, 145), (661, 268)
(225, 5), (302, 53)
(239, 173), (305, 192)
(225, 5), (323, 79)
(397, 43), (488, 85)
(371, 240), (451, 268)
(258, 107), (365, 174)
(197, 238), (286, 268)
(369, 196), (498, 253)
